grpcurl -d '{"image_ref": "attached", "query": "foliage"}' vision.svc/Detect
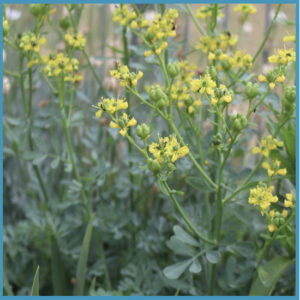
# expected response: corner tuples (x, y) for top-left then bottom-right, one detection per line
(3, 3), (296, 296)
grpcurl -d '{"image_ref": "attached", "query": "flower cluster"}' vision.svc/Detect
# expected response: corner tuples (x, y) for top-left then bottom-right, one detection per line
(95, 97), (128, 118)
(196, 5), (224, 19)
(110, 113), (137, 136)
(284, 192), (295, 208)
(268, 48), (296, 65)
(252, 135), (283, 158)
(211, 84), (233, 105)
(42, 53), (82, 82)
(283, 34), (296, 43)
(65, 33), (86, 50)
(196, 33), (237, 54)
(19, 32), (46, 53)
(148, 136), (189, 172)
(143, 9), (178, 57)
(110, 65), (143, 87)
(234, 4), (257, 15)
(191, 73), (216, 95)
(258, 66), (286, 90)
(112, 5), (137, 26)
(262, 160), (287, 177)
(248, 183), (278, 211)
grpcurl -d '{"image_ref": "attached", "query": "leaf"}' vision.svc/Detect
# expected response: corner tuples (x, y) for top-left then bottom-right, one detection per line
(249, 256), (294, 296)
(3, 269), (13, 296)
(50, 157), (60, 169)
(166, 236), (196, 257)
(173, 225), (199, 247)
(32, 154), (47, 165)
(185, 176), (215, 192)
(189, 259), (202, 274)
(73, 214), (95, 296)
(51, 235), (66, 295)
(206, 250), (220, 264)
(226, 242), (254, 258)
(31, 266), (40, 296)
(163, 258), (193, 280)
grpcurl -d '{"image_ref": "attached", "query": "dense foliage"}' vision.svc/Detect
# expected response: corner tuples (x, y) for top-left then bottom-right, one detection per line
(3, 3), (296, 296)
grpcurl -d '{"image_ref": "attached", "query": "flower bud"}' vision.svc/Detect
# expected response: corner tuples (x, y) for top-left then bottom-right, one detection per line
(245, 82), (260, 99)
(167, 63), (180, 78)
(148, 159), (162, 174)
(282, 86), (296, 114)
(136, 123), (150, 140)
(145, 31), (155, 42)
(59, 17), (71, 31)
(230, 112), (247, 132)
(29, 4), (43, 16)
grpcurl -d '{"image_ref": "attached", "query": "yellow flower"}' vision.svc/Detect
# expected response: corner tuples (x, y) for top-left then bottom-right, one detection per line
(42, 53), (81, 82)
(196, 5), (224, 19)
(109, 113), (137, 136)
(19, 33), (46, 53)
(268, 224), (277, 232)
(65, 33), (86, 50)
(191, 74), (216, 95)
(110, 65), (143, 87)
(283, 35), (296, 43)
(262, 160), (287, 178)
(95, 98), (128, 118)
(284, 192), (295, 208)
(149, 135), (189, 164)
(27, 58), (39, 69)
(248, 183), (278, 212)
(234, 4), (256, 14)
(268, 48), (296, 65)
(112, 5), (136, 26)
(282, 210), (288, 218)
(252, 135), (283, 158)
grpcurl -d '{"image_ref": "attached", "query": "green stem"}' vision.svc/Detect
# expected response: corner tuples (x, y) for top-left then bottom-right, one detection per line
(184, 4), (205, 35)
(162, 181), (216, 245)
(253, 4), (282, 64)
(83, 49), (108, 97)
(168, 120), (217, 190)
(19, 54), (27, 116)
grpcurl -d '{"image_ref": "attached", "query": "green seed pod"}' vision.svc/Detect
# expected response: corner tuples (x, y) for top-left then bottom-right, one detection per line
(136, 123), (150, 140)
(29, 4), (43, 16)
(214, 87), (223, 99)
(206, 66), (218, 81)
(266, 71), (277, 83)
(149, 85), (160, 101)
(186, 96), (194, 106)
(3, 22), (9, 37)
(245, 82), (260, 99)
(118, 119), (126, 128)
(221, 60), (231, 72)
(212, 133), (222, 146)
(231, 113), (247, 132)
(148, 159), (162, 174)
(59, 17), (71, 31)
(167, 63), (180, 78)
(145, 31), (155, 42)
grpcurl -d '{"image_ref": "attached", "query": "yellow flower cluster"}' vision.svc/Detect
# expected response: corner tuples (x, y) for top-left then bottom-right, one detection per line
(196, 5), (224, 19)
(284, 192), (295, 208)
(42, 53), (82, 82)
(112, 5), (136, 26)
(110, 65), (143, 87)
(234, 4), (257, 15)
(258, 71), (285, 90)
(268, 48), (296, 65)
(283, 35), (296, 43)
(65, 33), (86, 50)
(196, 33), (237, 54)
(211, 84), (233, 105)
(248, 183), (278, 211)
(149, 136), (189, 164)
(191, 73), (216, 95)
(252, 135), (283, 158)
(95, 97), (128, 118)
(143, 9), (178, 57)
(262, 160), (287, 177)
(19, 32), (46, 53)
(209, 50), (253, 71)
(110, 113), (137, 136)
(170, 61), (200, 113)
